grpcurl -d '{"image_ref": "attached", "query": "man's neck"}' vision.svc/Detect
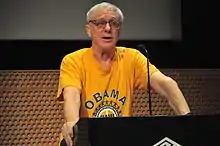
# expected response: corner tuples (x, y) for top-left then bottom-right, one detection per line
(92, 46), (116, 63)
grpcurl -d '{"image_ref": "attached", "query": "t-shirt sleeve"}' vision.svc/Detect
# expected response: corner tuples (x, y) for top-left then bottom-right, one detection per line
(56, 54), (82, 102)
(134, 50), (159, 90)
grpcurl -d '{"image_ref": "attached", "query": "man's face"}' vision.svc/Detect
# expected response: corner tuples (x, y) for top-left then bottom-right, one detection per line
(86, 10), (122, 51)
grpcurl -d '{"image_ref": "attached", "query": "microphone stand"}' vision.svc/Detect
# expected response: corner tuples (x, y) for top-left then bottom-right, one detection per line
(137, 44), (152, 116)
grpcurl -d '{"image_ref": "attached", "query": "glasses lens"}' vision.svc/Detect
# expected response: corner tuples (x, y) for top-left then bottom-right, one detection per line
(90, 19), (121, 29)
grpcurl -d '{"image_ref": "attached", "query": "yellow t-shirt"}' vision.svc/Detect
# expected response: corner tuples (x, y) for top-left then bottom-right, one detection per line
(57, 46), (158, 118)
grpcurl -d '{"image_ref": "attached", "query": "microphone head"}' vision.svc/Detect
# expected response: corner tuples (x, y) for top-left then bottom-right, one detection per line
(137, 44), (146, 51)
(136, 44), (148, 56)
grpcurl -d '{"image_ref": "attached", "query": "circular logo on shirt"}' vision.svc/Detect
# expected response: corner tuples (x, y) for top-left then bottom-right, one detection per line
(93, 101), (122, 117)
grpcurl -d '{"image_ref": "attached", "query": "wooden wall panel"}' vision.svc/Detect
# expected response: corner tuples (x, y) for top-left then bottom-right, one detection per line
(1, 69), (220, 145)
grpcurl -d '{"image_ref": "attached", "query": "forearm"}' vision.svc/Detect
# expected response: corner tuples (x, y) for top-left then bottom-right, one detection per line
(63, 87), (81, 124)
(64, 98), (80, 123)
(160, 78), (190, 115)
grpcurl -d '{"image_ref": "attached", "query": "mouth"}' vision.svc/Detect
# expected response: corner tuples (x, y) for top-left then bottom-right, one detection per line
(102, 36), (113, 40)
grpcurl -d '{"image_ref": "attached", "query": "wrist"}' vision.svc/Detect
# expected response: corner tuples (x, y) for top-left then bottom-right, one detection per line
(66, 121), (76, 124)
(65, 121), (77, 129)
(65, 117), (79, 126)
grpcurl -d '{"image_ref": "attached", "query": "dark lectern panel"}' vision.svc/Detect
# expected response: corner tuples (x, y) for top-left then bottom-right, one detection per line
(87, 115), (220, 146)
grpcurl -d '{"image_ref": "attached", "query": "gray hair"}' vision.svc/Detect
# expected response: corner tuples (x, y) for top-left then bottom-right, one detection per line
(86, 2), (124, 23)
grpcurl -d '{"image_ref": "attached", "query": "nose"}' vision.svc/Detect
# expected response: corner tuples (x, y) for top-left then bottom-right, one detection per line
(104, 22), (111, 32)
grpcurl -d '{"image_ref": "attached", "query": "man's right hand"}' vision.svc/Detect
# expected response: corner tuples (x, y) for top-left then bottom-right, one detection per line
(61, 122), (76, 146)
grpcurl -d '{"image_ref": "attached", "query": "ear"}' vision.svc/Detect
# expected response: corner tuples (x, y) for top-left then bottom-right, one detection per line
(85, 24), (91, 37)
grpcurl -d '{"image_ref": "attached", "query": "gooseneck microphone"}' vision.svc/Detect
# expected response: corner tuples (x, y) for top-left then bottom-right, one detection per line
(137, 44), (152, 116)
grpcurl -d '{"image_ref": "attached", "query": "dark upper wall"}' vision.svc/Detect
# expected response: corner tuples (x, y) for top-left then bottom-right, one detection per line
(0, 39), (219, 70)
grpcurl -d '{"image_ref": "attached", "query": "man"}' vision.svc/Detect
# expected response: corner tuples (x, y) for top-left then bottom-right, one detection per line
(56, 2), (190, 146)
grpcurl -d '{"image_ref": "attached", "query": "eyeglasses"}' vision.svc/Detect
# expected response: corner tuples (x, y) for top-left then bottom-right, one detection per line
(88, 19), (121, 29)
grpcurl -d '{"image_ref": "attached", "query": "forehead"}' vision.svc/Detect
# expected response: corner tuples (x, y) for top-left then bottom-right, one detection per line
(90, 9), (119, 20)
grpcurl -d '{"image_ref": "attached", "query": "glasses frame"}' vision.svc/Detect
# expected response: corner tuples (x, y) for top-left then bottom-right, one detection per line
(88, 19), (122, 30)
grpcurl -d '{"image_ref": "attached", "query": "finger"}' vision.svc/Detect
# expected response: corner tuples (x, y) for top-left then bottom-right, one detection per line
(69, 128), (74, 138)
(65, 135), (73, 146)
(67, 130), (74, 145)
(62, 129), (69, 145)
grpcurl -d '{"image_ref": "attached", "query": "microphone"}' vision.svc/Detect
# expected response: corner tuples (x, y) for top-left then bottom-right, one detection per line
(136, 44), (152, 116)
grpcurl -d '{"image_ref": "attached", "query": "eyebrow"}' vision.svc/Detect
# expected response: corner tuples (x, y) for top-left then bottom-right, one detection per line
(94, 17), (118, 22)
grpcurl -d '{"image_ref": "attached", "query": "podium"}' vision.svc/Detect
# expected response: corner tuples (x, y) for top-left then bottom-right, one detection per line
(84, 114), (220, 146)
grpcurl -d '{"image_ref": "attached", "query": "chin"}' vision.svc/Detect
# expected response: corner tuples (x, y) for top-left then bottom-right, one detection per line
(101, 43), (116, 50)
